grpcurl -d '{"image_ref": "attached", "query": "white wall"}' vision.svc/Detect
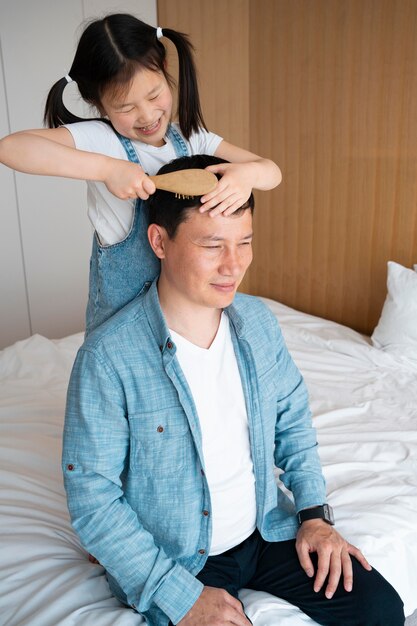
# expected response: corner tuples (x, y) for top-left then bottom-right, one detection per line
(0, 0), (157, 349)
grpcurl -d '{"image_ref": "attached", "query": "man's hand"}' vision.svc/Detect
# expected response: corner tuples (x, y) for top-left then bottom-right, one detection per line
(296, 520), (372, 599)
(177, 586), (252, 626)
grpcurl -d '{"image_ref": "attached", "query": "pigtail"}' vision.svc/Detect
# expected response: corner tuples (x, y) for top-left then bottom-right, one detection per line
(43, 77), (91, 128)
(43, 15), (208, 137)
(161, 28), (207, 139)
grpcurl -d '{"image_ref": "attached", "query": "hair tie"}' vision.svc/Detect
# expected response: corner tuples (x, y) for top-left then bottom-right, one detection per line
(156, 26), (163, 39)
(64, 74), (73, 84)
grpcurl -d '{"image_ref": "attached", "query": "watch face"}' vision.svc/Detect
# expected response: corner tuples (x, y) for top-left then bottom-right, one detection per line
(323, 504), (335, 524)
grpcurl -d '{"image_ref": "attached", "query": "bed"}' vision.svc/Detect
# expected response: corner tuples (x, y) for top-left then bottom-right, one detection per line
(1, 261), (416, 626)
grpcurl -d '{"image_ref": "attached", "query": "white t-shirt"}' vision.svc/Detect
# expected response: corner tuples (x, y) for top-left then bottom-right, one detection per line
(65, 120), (223, 245)
(170, 313), (257, 555)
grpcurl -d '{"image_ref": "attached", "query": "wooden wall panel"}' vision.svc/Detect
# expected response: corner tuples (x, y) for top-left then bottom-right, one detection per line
(159, 0), (417, 335)
(157, 0), (249, 147)
(249, 0), (417, 333)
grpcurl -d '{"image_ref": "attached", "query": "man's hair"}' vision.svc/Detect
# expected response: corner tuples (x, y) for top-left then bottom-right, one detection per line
(147, 154), (255, 239)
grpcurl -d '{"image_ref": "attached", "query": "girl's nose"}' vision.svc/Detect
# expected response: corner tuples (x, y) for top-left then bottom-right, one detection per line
(137, 103), (155, 126)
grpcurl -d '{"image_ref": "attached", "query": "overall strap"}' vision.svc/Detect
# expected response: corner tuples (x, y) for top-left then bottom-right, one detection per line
(114, 132), (142, 165)
(166, 124), (189, 157)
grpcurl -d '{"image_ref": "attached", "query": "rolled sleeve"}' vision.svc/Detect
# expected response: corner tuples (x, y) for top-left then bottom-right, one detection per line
(152, 564), (204, 624)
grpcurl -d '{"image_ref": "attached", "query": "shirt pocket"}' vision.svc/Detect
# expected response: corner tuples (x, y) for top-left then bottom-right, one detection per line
(129, 406), (191, 477)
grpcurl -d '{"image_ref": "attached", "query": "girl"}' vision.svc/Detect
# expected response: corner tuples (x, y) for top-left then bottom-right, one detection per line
(0, 13), (281, 334)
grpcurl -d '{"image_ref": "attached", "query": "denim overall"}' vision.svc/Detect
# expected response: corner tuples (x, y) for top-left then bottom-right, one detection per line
(85, 125), (189, 334)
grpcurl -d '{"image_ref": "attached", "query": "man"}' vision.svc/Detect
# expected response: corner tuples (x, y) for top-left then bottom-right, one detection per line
(63, 155), (404, 626)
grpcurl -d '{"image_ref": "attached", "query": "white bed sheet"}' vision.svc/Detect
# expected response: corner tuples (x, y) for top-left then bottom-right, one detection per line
(0, 299), (416, 625)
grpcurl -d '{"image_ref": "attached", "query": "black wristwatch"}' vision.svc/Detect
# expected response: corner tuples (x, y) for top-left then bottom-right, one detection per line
(297, 504), (335, 526)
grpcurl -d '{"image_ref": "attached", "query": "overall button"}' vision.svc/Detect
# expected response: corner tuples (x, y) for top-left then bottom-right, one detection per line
(198, 549), (206, 555)
(202, 510), (209, 516)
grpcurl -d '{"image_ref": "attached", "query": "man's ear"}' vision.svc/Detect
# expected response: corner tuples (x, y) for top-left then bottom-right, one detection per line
(148, 223), (168, 259)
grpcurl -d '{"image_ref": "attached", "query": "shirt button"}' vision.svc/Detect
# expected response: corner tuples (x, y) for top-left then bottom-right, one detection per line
(157, 426), (164, 433)
(202, 510), (209, 516)
(167, 341), (173, 349)
(67, 464), (74, 471)
(200, 469), (205, 476)
(198, 549), (206, 555)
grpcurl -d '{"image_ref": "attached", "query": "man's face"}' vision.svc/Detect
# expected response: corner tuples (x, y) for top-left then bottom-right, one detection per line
(153, 209), (253, 311)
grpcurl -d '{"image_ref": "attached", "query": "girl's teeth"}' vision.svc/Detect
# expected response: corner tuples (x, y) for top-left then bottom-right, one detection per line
(141, 121), (158, 131)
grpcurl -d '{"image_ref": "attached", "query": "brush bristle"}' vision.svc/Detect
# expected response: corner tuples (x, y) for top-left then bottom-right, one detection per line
(175, 193), (195, 200)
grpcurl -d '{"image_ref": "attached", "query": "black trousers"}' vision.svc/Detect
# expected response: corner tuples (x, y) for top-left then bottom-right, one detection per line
(173, 529), (405, 626)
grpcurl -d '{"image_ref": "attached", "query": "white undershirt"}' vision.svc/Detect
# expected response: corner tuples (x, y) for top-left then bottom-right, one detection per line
(170, 313), (257, 555)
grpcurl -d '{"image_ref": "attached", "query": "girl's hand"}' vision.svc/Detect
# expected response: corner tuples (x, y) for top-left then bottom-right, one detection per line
(103, 158), (156, 200)
(199, 162), (254, 217)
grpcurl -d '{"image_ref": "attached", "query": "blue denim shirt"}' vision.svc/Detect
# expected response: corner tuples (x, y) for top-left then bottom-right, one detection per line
(63, 281), (326, 625)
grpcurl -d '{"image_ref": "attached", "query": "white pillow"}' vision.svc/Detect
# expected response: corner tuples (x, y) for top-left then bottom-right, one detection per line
(371, 261), (417, 360)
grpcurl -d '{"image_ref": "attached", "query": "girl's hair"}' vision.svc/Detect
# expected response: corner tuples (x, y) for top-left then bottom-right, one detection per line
(44, 13), (207, 139)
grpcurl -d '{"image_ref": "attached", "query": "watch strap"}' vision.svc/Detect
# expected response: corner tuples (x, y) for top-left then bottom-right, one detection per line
(297, 504), (335, 525)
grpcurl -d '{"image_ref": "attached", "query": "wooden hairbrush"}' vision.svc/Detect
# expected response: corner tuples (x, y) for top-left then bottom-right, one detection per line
(149, 169), (218, 198)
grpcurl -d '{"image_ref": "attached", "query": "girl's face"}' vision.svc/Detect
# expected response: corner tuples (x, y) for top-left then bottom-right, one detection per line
(101, 68), (173, 147)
